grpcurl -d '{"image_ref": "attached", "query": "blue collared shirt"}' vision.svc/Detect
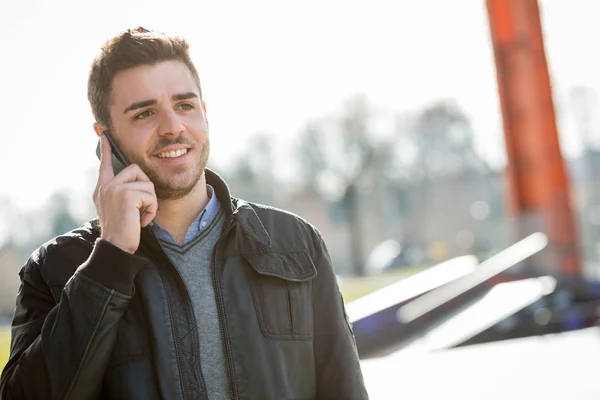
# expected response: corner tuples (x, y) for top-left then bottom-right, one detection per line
(151, 185), (220, 244)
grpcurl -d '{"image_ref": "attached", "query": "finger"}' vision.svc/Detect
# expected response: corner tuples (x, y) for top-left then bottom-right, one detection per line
(135, 192), (158, 227)
(129, 190), (157, 211)
(140, 209), (156, 228)
(112, 164), (152, 184)
(116, 181), (156, 197)
(98, 134), (115, 184)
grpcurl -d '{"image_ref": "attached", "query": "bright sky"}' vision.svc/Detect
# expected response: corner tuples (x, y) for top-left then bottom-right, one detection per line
(1, 0), (598, 215)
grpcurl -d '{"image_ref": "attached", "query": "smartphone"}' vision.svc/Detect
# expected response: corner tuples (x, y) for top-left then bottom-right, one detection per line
(95, 130), (129, 175)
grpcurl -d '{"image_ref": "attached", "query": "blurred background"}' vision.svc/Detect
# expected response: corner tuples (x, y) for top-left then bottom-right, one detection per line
(2, 0), (600, 398)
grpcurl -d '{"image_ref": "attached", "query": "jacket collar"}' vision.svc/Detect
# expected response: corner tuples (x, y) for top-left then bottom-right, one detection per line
(205, 168), (272, 249)
(91, 168), (272, 249)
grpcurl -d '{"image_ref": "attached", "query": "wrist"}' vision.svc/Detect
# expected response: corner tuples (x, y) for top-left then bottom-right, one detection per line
(76, 239), (148, 295)
(101, 235), (136, 254)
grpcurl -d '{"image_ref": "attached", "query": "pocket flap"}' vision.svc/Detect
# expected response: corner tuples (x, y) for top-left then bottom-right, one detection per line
(243, 251), (317, 282)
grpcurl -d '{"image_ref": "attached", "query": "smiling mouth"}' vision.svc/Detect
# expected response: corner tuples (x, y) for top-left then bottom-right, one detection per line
(156, 148), (189, 159)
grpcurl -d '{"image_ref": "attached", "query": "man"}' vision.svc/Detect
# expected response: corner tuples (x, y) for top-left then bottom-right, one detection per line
(0, 27), (369, 399)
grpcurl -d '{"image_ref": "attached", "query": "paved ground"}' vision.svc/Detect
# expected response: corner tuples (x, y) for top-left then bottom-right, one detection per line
(360, 327), (600, 399)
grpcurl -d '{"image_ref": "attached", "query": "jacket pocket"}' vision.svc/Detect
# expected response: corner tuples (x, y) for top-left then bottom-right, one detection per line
(243, 251), (317, 341)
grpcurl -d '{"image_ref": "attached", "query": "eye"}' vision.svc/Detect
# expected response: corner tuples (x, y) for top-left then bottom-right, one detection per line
(176, 103), (195, 111)
(135, 110), (154, 120)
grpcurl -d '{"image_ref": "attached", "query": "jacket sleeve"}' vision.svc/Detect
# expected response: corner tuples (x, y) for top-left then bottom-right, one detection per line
(311, 231), (370, 400)
(0, 239), (147, 400)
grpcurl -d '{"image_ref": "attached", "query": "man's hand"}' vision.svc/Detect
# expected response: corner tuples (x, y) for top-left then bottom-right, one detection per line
(93, 135), (158, 254)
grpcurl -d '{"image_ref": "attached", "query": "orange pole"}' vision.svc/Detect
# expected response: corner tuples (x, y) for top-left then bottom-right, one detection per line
(486, 0), (580, 276)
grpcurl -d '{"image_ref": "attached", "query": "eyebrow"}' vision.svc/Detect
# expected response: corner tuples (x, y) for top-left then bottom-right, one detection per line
(123, 92), (199, 114)
(172, 92), (199, 101)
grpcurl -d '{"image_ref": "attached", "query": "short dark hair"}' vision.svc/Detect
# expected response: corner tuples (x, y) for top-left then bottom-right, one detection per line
(87, 26), (202, 128)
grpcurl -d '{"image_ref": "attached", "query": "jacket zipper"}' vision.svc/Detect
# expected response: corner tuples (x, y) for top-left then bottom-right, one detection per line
(211, 218), (238, 400)
(143, 229), (207, 399)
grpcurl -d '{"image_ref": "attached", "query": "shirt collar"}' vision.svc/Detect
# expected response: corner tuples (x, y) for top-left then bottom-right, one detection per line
(151, 184), (219, 244)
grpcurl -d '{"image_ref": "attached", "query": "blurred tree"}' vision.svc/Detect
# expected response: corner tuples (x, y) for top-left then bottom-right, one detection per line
(296, 94), (395, 276)
(0, 191), (81, 270)
(225, 97), (494, 275)
(221, 132), (280, 206)
(394, 100), (497, 258)
(409, 99), (492, 180)
(0, 196), (15, 248)
(296, 121), (327, 196)
(49, 192), (79, 238)
(0, 193), (78, 317)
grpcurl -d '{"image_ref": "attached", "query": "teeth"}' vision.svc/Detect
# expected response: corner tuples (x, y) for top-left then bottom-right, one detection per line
(158, 149), (188, 158)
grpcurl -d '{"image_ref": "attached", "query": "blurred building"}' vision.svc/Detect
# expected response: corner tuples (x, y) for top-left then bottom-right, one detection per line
(0, 245), (20, 317)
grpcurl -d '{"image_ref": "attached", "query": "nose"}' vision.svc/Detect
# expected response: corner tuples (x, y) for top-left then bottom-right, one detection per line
(157, 108), (184, 137)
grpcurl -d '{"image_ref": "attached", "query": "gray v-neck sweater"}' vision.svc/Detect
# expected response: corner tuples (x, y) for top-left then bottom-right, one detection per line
(158, 207), (229, 399)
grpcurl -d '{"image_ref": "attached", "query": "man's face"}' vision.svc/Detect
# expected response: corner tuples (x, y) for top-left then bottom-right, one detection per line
(106, 60), (209, 200)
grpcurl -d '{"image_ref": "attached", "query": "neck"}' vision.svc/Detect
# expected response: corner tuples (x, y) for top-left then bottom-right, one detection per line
(153, 174), (210, 244)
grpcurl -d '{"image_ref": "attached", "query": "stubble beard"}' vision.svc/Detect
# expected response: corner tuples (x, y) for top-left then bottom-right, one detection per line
(131, 135), (211, 201)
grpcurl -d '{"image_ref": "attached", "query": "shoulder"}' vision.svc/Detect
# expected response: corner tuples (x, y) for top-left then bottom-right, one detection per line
(234, 198), (325, 257)
(23, 219), (100, 284)
(239, 198), (321, 236)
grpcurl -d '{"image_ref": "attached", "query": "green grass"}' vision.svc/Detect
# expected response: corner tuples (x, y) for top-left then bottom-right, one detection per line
(340, 265), (431, 303)
(0, 327), (10, 372)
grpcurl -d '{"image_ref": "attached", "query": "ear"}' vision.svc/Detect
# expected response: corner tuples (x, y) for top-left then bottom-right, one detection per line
(202, 101), (209, 125)
(93, 122), (108, 137)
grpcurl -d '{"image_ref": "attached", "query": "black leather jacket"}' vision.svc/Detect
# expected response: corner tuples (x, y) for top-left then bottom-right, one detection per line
(0, 170), (369, 400)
